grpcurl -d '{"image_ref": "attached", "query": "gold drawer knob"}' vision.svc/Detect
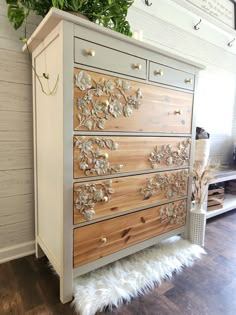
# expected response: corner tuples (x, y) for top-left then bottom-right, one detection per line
(134, 63), (142, 70)
(185, 78), (192, 84)
(102, 99), (109, 106)
(102, 196), (109, 202)
(87, 48), (95, 57)
(174, 110), (181, 115)
(103, 153), (109, 159)
(100, 237), (107, 244)
(154, 69), (164, 76)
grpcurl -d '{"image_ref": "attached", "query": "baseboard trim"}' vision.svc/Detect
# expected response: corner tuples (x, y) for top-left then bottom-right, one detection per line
(0, 241), (35, 263)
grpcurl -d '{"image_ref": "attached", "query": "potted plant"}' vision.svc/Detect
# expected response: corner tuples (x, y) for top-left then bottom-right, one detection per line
(6, 0), (134, 36)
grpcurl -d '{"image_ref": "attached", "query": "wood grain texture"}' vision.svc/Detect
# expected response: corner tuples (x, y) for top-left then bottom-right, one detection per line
(0, 50), (31, 84)
(0, 194), (34, 226)
(0, 169), (33, 198)
(0, 111), (33, 141)
(74, 199), (187, 267)
(0, 141), (33, 170)
(0, 220), (34, 248)
(74, 68), (193, 134)
(0, 0), (35, 255)
(74, 169), (189, 223)
(74, 135), (191, 178)
(0, 81), (32, 112)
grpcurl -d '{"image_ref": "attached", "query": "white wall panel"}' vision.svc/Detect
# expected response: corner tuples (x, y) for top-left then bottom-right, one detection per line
(0, 0), (36, 260)
(129, 0), (236, 164)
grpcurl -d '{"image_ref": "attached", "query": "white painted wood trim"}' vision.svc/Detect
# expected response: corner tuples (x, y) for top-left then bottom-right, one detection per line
(32, 23), (64, 278)
(60, 20), (74, 304)
(0, 240), (35, 263)
(37, 236), (61, 275)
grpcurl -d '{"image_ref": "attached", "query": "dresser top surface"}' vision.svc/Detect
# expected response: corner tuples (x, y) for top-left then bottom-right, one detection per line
(25, 8), (205, 71)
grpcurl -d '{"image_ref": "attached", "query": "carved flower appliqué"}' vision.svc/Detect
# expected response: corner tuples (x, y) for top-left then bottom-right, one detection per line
(74, 136), (123, 176)
(159, 200), (186, 225)
(149, 139), (191, 168)
(140, 170), (188, 200)
(75, 70), (143, 130)
(74, 180), (114, 221)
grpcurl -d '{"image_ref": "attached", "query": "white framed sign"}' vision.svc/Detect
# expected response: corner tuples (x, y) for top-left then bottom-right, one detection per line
(186, 0), (235, 28)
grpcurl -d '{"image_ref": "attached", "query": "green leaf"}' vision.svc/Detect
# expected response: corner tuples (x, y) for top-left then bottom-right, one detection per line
(6, 0), (17, 4)
(8, 4), (26, 30)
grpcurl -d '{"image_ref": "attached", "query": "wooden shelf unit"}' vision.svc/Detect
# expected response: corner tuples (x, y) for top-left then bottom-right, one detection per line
(206, 167), (236, 219)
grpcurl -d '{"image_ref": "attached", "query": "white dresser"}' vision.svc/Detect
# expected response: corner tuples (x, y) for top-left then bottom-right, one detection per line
(27, 8), (204, 303)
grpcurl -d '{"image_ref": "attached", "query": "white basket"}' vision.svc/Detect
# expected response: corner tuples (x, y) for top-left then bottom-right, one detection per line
(189, 209), (206, 246)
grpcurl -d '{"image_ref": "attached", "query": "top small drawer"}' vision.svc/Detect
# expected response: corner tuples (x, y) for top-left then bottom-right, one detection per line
(74, 38), (147, 80)
(149, 62), (195, 90)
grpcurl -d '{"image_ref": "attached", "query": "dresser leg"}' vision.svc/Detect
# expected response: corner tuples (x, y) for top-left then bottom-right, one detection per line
(35, 242), (45, 258)
(60, 276), (73, 304)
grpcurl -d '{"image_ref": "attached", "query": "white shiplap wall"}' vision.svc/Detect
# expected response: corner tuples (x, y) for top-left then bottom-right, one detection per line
(0, 0), (41, 262)
(0, 0), (236, 261)
(129, 0), (236, 164)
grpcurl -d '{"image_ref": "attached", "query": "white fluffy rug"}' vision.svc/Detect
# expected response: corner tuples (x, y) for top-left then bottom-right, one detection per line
(72, 236), (206, 315)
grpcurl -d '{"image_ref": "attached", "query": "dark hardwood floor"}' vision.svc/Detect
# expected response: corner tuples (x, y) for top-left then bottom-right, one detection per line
(1, 210), (236, 315)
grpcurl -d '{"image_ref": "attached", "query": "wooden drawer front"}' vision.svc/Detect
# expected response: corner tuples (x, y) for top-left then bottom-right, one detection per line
(74, 169), (188, 223)
(149, 62), (195, 90)
(73, 199), (187, 267)
(74, 38), (147, 79)
(74, 68), (193, 133)
(74, 136), (191, 178)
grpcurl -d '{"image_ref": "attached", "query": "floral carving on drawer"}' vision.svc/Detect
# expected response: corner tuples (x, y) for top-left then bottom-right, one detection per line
(159, 200), (186, 225)
(74, 70), (143, 130)
(74, 136), (123, 176)
(74, 180), (114, 221)
(140, 170), (188, 200)
(149, 139), (191, 168)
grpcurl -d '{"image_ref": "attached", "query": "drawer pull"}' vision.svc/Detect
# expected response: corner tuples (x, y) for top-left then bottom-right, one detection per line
(87, 48), (96, 57)
(102, 99), (109, 106)
(185, 78), (192, 84)
(154, 69), (164, 76)
(102, 196), (109, 202)
(134, 63), (142, 70)
(174, 110), (181, 115)
(100, 237), (107, 244)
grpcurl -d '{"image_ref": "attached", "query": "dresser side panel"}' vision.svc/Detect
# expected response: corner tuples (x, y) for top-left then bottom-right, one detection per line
(33, 28), (63, 272)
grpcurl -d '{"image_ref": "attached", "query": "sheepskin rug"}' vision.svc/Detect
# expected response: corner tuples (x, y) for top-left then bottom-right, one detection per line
(72, 236), (206, 315)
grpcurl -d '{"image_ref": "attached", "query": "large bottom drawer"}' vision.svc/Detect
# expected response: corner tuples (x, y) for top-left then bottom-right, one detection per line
(73, 199), (187, 267)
